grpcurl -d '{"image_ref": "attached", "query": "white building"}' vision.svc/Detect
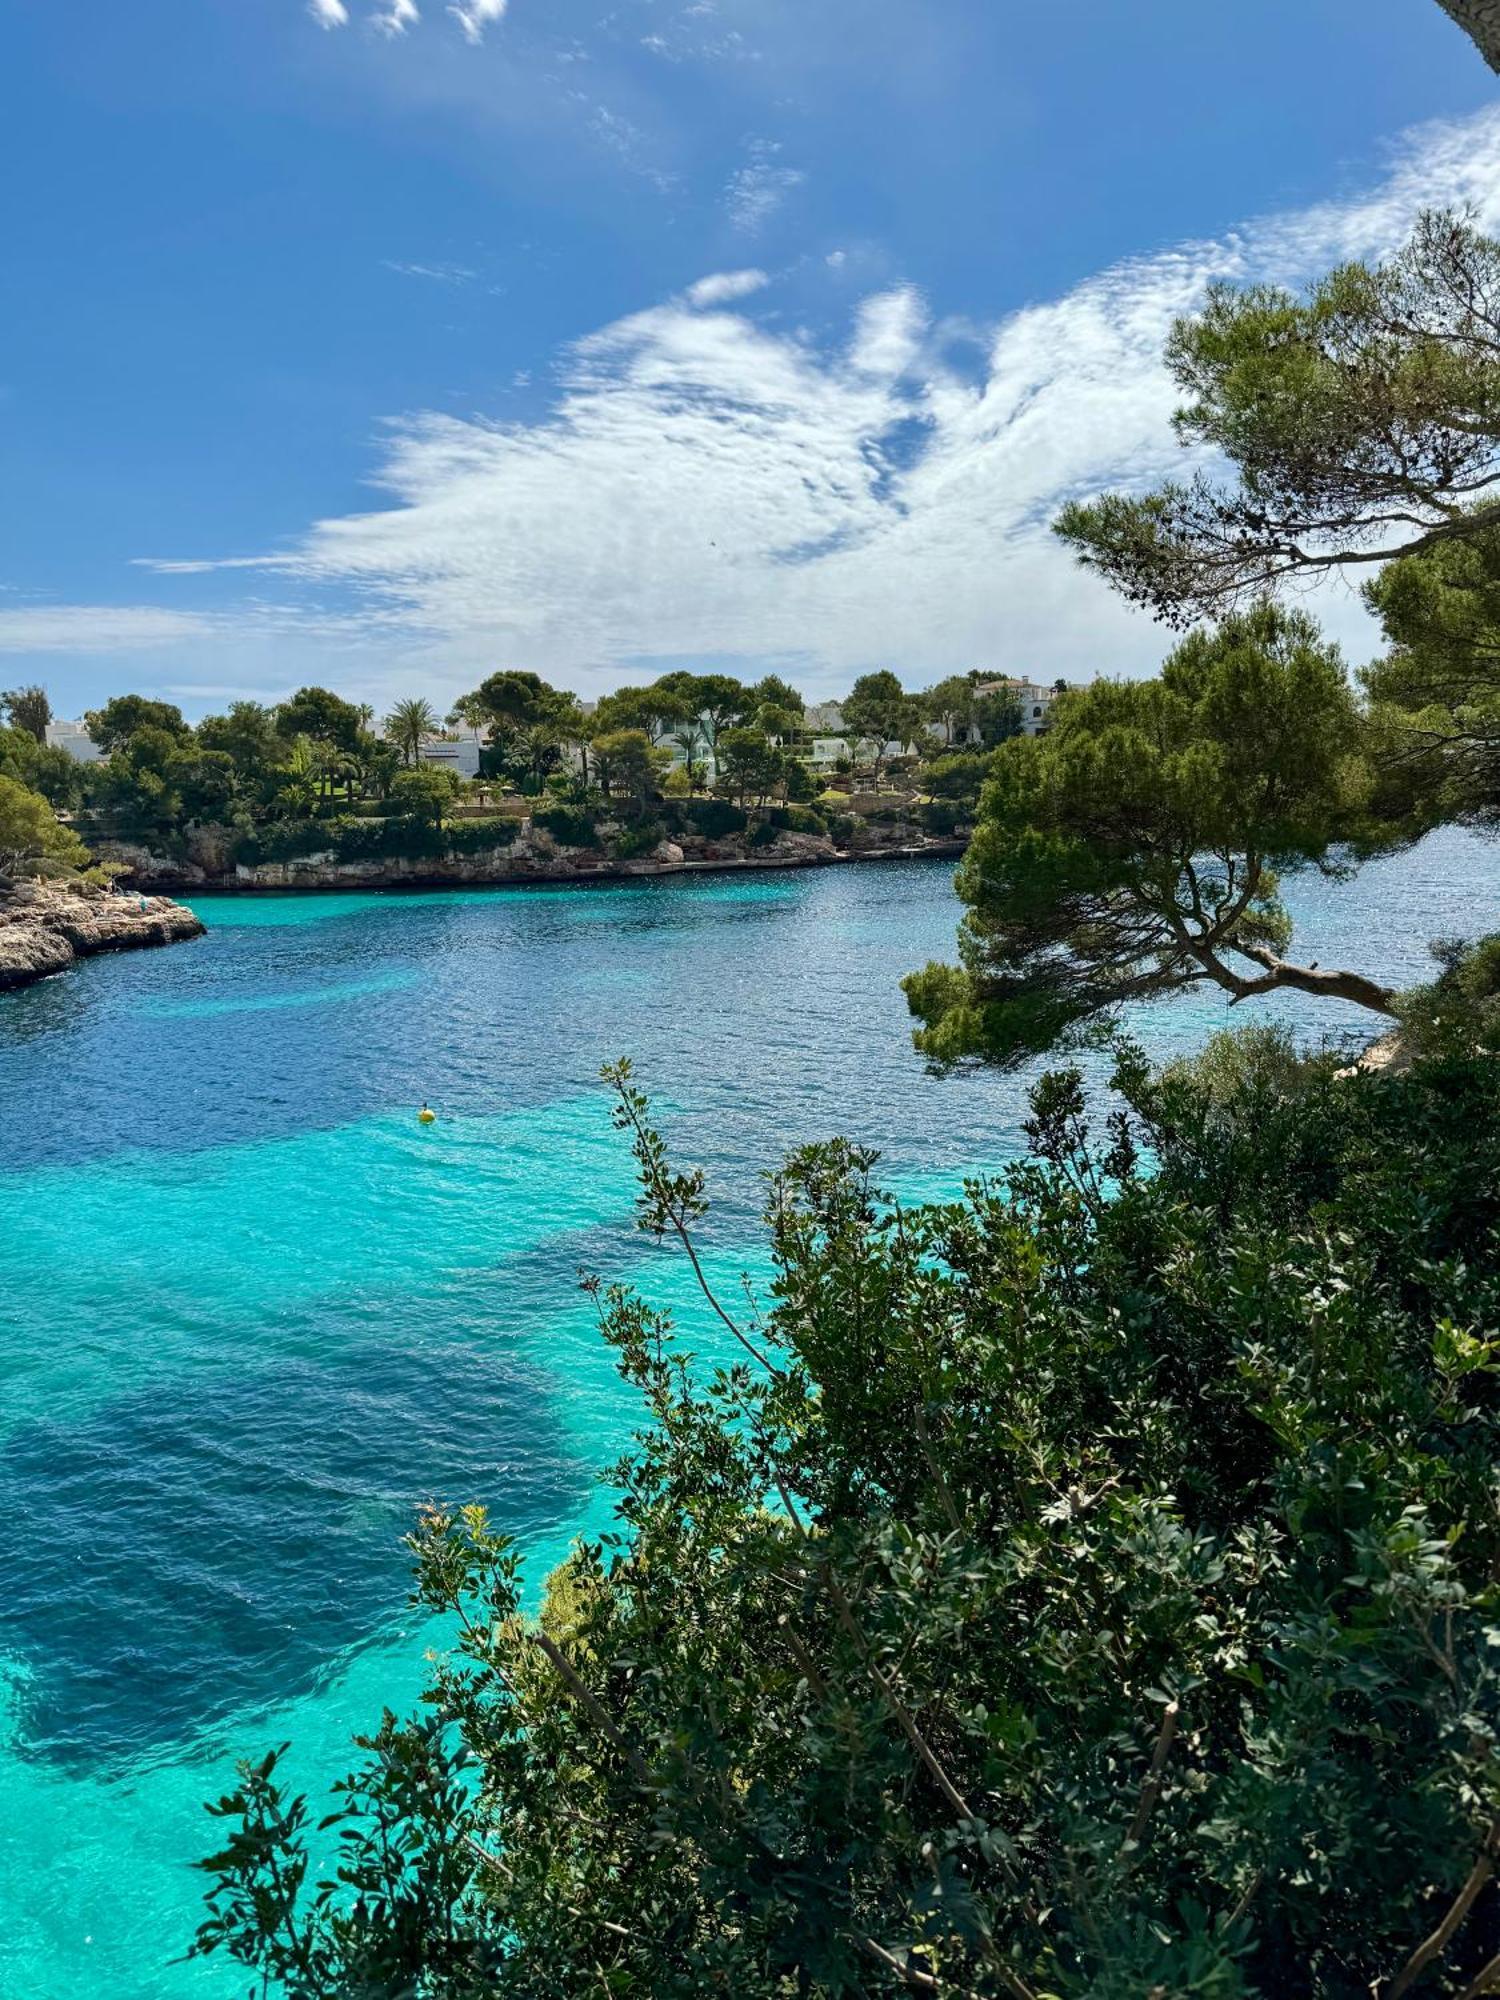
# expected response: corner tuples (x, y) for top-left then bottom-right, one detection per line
(417, 735), (484, 780)
(45, 719), (103, 763)
(973, 678), (1059, 737)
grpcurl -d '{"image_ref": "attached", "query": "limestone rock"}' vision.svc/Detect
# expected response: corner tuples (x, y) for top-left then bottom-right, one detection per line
(0, 883), (205, 993)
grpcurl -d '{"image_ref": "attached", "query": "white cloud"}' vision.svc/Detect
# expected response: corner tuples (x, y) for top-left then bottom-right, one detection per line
(725, 140), (804, 234)
(138, 105), (1500, 699)
(685, 269), (770, 309)
(372, 0), (420, 33)
(0, 607), (212, 655)
(383, 258), (478, 284)
(448, 0), (507, 44)
(308, 0), (349, 25)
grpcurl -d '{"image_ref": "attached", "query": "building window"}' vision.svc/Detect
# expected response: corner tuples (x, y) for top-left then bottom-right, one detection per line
(1033, 705), (1043, 717)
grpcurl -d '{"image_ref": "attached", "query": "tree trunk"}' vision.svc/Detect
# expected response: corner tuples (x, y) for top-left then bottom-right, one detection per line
(1234, 945), (1398, 1017)
(1435, 0), (1500, 70)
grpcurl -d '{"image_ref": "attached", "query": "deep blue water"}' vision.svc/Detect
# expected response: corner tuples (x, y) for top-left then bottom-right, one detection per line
(1, 837), (1495, 1997)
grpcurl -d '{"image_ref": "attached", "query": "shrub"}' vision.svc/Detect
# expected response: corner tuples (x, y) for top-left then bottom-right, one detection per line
(746, 817), (780, 848)
(828, 812), (856, 845)
(198, 1043), (1500, 1999)
(1396, 934), (1500, 1058)
(611, 822), (665, 861)
(765, 804), (828, 837)
(445, 816), (521, 855)
(532, 806), (599, 849)
(679, 798), (747, 839)
(234, 817), (336, 864)
(919, 798), (964, 836)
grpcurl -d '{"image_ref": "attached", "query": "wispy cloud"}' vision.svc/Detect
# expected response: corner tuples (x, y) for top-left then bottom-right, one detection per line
(0, 607), (212, 655)
(684, 269), (770, 309)
(725, 139), (805, 234)
(307, 0), (503, 40)
(135, 106), (1500, 699)
(448, 0), (507, 44)
(383, 258), (479, 284)
(372, 0), (420, 33)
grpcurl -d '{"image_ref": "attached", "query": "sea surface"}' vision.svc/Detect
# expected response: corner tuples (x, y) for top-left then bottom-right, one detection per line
(1, 833), (1496, 1999)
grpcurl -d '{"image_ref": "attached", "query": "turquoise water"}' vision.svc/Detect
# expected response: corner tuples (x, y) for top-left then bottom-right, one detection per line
(2, 836), (1496, 1998)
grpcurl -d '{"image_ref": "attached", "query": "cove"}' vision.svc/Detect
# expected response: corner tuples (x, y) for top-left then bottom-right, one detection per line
(1, 839), (1496, 2000)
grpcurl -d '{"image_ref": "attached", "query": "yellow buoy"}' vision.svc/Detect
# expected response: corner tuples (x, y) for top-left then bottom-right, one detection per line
(418, 1106), (436, 1124)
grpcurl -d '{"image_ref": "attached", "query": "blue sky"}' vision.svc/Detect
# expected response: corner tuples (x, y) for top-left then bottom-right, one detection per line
(2, 0), (1497, 716)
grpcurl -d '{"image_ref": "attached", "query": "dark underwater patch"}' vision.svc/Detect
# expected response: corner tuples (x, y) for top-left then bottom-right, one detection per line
(0, 1328), (583, 1768)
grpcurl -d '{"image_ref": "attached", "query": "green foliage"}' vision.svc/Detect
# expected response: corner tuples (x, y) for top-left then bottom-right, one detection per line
(443, 815), (520, 855)
(532, 804), (599, 849)
(842, 669), (921, 771)
(197, 1045), (1500, 1998)
(389, 764), (458, 826)
(1395, 932), (1500, 1058)
(764, 803), (828, 837)
(1, 684), (51, 744)
(611, 821), (666, 860)
(918, 798), (964, 836)
(716, 726), (786, 804)
(0, 773), (91, 880)
(384, 697), (440, 766)
(276, 687), (367, 754)
(920, 750), (993, 806)
(83, 694), (190, 754)
(904, 604), (1400, 1070)
(1056, 212), (1500, 623)
(591, 728), (669, 814)
(748, 672), (806, 720)
(0, 723), (79, 809)
(672, 796), (746, 839)
(746, 816), (780, 848)
(1363, 523), (1500, 826)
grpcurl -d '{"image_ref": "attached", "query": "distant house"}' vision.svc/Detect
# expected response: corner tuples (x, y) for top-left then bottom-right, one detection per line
(417, 736), (483, 780)
(971, 678), (1060, 738)
(45, 719), (103, 763)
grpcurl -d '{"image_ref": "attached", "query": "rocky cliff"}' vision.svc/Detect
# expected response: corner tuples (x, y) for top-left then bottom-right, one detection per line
(99, 822), (962, 894)
(0, 883), (205, 993)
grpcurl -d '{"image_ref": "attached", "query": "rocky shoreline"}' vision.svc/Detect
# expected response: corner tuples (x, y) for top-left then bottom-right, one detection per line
(99, 825), (966, 895)
(0, 883), (206, 993)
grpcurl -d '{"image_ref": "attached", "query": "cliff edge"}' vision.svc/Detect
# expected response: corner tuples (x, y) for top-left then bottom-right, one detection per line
(0, 882), (205, 993)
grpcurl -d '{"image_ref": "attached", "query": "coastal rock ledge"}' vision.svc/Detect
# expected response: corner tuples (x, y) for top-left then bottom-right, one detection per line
(0, 882), (205, 993)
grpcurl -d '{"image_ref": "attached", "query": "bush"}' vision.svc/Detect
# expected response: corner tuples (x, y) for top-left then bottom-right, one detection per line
(678, 798), (747, 839)
(828, 812), (856, 845)
(198, 1042), (1500, 1998)
(611, 822), (665, 861)
(746, 818), (780, 848)
(1396, 934), (1500, 1058)
(233, 817), (337, 864)
(532, 806), (599, 849)
(765, 804), (828, 837)
(444, 816), (521, 855)
(919, 798), (964, 836)
(816, 789), (852, 813)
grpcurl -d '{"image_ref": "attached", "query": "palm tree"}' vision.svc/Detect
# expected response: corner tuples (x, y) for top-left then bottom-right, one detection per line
(384, 698), (439, 767)
(670, 714), (710, 789)
(447, 694), (487, 742)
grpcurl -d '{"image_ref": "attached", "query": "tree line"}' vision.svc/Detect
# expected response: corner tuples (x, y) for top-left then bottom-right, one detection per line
(0, 663), (1029, 878)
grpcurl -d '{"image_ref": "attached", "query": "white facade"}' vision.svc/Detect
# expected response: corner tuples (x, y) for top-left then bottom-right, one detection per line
(418, 736), (483, 779)
(45, 719), (103, 763)
(973, 678), (1058, 737)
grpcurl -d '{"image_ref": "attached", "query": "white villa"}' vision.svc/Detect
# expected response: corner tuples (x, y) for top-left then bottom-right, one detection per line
(45, 719), (103, 762)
